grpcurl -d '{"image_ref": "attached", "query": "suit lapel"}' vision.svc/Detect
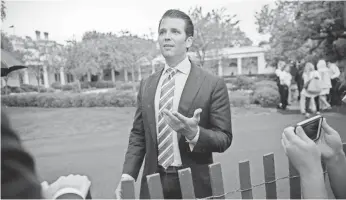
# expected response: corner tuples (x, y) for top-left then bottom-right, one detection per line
(144, 69), (164, 145)
(177, 63), (205, 141)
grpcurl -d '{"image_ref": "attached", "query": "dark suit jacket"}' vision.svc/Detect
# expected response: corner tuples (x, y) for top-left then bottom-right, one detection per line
(122, 62), (233, 199)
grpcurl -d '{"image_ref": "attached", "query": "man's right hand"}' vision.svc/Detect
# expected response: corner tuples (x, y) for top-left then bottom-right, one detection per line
(115, 174), (134, 199)
(317, 118), (344, 163)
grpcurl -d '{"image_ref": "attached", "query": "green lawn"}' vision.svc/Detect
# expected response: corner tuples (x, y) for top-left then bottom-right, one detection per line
(4, 106), (345, 199)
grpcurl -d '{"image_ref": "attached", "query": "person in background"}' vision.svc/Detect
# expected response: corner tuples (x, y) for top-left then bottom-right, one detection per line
(339, 71), (346, 101)
(317, 60), (332, 110)
(275, 60), (286, 88)
(300, 62), (321, 118)
(276, 64), (292, 110)
(296, 59), (306, 101)
(289, 61), (299, 104)
(281, 118), (346, 199)
(327, 61), (341, 106)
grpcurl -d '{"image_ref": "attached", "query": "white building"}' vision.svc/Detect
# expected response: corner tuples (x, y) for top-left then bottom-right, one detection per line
(153, 46), (275, 76)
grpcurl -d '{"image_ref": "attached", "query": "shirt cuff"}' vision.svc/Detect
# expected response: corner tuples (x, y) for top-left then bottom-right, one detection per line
(186, 126), (200, 151)
(121, 174), (135, 181)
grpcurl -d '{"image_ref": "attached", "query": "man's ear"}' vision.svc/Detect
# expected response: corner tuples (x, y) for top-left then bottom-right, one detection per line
(185, 36), (193, 49)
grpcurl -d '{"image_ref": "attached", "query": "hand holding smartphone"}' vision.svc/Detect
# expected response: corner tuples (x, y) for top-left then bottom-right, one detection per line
(295, 115), (323, 142)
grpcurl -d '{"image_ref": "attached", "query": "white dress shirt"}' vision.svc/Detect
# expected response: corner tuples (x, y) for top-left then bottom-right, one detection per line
(155, 56), (199, 167)
(275, 69), (292, 86)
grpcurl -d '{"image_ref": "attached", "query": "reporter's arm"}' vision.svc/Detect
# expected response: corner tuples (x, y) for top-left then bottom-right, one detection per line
(325, 151), (346, 199)
(300, 166), (328, 199)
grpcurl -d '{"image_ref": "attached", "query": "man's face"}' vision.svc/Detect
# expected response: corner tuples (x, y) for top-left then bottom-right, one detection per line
(158, 17), (192, 60)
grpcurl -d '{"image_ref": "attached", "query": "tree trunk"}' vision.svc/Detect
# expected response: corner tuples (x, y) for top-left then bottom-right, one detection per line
(4, 77), (8, 95)
(99, 70), (104, 81)
(344, 1), (346, 28)
(124, 68), (128, 82)
(36, 77), (41, 93)
(74, 74), (81, 92)
(131, 65), (136, 92)
(138, 64), (142, 81)
(131, 65), (135, 83)
(77, 79), (81, 92)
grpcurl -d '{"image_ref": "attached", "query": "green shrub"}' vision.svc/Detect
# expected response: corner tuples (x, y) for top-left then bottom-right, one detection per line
(51, 82), (62, 90)
(1, 90), (137, 108)
(235, 76), (255, 90)
(94, 81), (116, 88)
(251, 87), (280, 107)
(61, 84), (75, 91)
(251, 80), (278, 91)
(229, 90), (251, 107)
(118, 82), (140, 91)
(81, 82), (90, 89)
(225, 76), (255, 90)
(20, 84), (46, 92)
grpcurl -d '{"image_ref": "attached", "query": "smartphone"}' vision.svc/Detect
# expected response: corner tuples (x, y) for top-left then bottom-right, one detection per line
(295, 115), (323, 141)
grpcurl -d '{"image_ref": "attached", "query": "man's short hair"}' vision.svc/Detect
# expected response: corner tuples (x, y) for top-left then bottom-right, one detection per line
(158, 9), (194, 38)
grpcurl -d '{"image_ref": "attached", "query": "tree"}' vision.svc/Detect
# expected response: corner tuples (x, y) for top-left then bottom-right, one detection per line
(2, 70), (20, 95)
(116, 32), (157, 87)
(1, 32), (13, 52)
(255, 1), (346, 66)
(189, 6), (252, 66)
(63, 39), (102, 91)
(1, 0), (6, 21)
(20, 47), (44, 92)
(96, 36), (124, 82)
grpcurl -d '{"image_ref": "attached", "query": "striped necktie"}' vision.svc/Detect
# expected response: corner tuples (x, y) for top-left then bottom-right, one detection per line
(157, 67), (176, 168)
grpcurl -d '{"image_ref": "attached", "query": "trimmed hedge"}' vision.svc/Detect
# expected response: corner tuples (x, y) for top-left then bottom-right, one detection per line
(251, 80), (278, 91)
(229, 90), (252, 107)
(1, 90), (136, 107)
(2, 79), (280, 108)
(51, 81), (116, 91)
(251, 86), (280, 107)
(1, 84), (54, 95)
(117, 82), (140, 91)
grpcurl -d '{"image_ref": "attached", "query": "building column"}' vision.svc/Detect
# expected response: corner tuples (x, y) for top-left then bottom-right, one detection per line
(43, 65), (49, 88)
(237, 57), (242, 75)
(60, 67), (66, 85)
(87, 71), (91, 82)
(257, 53), (266, 74)
(23, 69), (29, 84)
(218, 58), (223, 76)
(111, 68), (116, 82)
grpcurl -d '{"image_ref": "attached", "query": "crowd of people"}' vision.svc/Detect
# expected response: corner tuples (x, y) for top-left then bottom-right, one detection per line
(276, 59), (345, 118)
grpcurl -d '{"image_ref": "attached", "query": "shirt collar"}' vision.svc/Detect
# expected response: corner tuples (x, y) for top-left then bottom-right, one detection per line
(164, 56), (190, 75)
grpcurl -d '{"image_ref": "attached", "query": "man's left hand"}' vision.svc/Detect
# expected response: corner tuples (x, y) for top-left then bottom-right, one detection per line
(162, 108), (202, 140)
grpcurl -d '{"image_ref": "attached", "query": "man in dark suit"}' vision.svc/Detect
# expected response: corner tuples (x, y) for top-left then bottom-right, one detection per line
(116, 9), (233, 199)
